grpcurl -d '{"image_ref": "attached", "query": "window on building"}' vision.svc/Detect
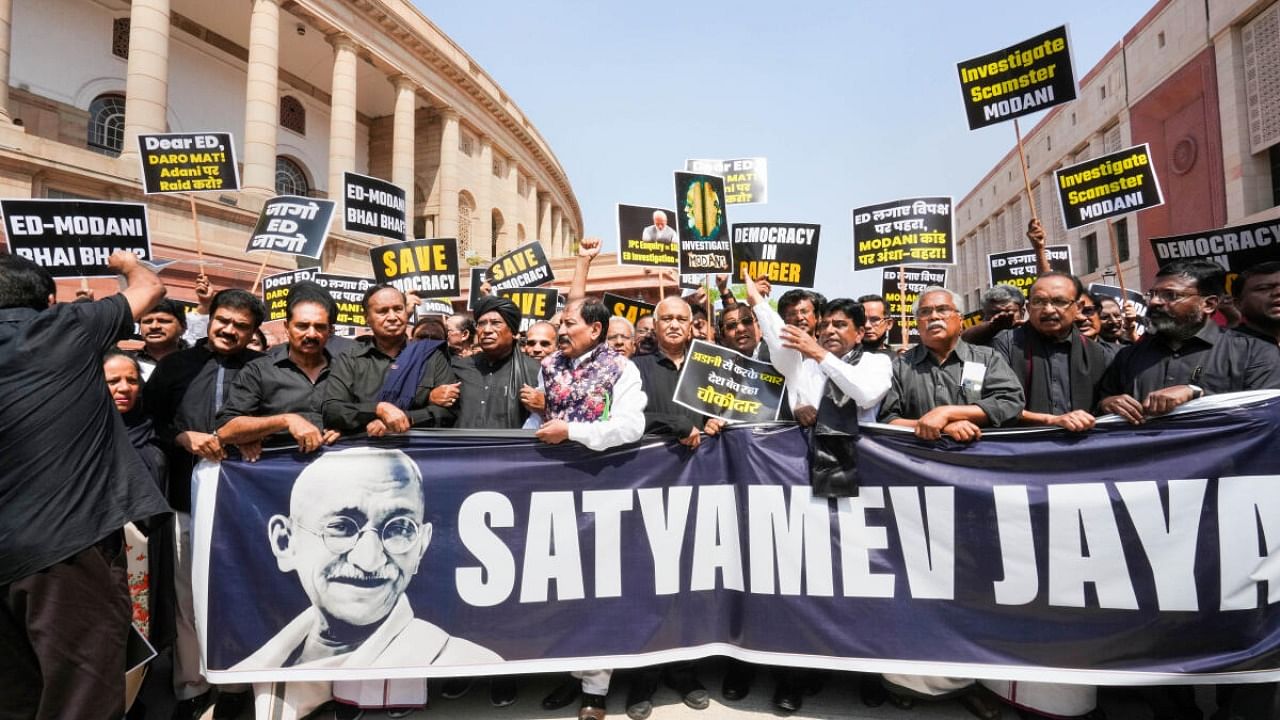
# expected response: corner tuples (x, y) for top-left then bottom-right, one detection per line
(459, 131), (475, 157)
(280, 96), (305, 136)
(517, 175), (528, 197)
(1115, 218), (1130, 263)
(1084, 232), (1099, 273)
(87, 93), (126, 155)
(1100, 84), (1107, 100)
(491, 209), (504, 257)
(1046, 135), (1052, 151)
(275, 156), (310, 196)
(492, 156), (506, 178)
(1157, 31), (1166, 48)
(458, 192), (475, 254)
(112, 18), (130, 59)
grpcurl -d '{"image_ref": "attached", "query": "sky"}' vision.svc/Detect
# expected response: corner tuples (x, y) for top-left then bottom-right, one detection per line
(415, 1), (1155, 298)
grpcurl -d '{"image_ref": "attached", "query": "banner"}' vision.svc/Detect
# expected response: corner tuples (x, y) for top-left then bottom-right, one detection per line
(137, 132), (239, 194)
(675, 172), (731, 274)
(261, 268), (318, 323)
(684, 158), (768, 205)
(247, 196), (335, 259)
(0, 199), (150, 278)
(602, 292), (654, 325)
(1150, 218), (1280, 294)
(313, 274), (373, 329)
(616, 204), (678, 268)
(485, 242), (554, 293)
(1054, 144), (1163, 230)
(852, 197), (953, 270)
(370, 238), (460, 299)
(673, 340), (786, 422)
(1088, 283), (1148, 324)
(956, 25), (1077, 131)
(495, 287), (559, 333)
(881, 267), (949, 345)
(731, 222), (820, 288)
(198, 393), (1280, 684)
(343, 172), (408, 241)
(987, 245), (1073, 293)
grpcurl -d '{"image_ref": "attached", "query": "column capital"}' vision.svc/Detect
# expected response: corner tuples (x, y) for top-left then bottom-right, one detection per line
(252, 0), (281, 7)
(389, 73), (419, 93)
(326, 31), (358, 52)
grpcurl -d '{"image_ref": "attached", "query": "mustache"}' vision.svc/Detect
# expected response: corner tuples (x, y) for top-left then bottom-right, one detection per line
(927, 320), (947, 331)
(325, 563), (398, 585)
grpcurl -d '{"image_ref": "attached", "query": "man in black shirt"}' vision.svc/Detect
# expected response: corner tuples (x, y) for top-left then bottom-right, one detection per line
(857, 293), (897, 356)
(323, 284), (456, 435)
(1098, 260), (1280, 423)
(215, 282), (341, 455)
(1234, 261), (1280, 346)
(145, 288), (265, 717)
(447, 295), (543, 431)
(0, 251), (169, 719)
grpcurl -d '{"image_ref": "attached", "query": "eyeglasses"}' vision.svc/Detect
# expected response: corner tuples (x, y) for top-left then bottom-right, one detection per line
(522, 339), (553, 347)
(296, 516), (420, 555)
(915, 305), (957, 319)
(1145, 289), (1201, 304)
(863, 316), (888, 326)
(723, 317), (756, 330)
(607, 333), (633, 342)
(1029, 297), (1075, 310)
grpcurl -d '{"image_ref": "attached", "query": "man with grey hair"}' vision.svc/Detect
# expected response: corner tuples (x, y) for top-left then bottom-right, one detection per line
(962, 283), (1028, 346)
(606, 316), (636, 357)
(641, 209), (677, 244)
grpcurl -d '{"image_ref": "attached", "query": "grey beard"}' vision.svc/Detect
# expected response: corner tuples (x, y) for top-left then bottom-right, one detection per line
(1150, 314), (1201, 342)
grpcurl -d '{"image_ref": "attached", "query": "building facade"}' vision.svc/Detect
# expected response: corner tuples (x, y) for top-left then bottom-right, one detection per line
(952, 0), (1280, 310)
(0, 0), (582, 302)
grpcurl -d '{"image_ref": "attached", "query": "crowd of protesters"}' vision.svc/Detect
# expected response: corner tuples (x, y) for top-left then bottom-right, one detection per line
(2, 217), (1280, 720)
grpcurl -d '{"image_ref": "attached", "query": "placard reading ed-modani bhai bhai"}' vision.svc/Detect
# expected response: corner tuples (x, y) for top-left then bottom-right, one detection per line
(137, 132), (240, 194)
(1054, 144), (1163, 230)
(957, 25), (1076, 131)
(1, 199), (151, 278)
(852, 197), (953, 271)
(343, 171), (407, 241)
(370, 237), (460, 299)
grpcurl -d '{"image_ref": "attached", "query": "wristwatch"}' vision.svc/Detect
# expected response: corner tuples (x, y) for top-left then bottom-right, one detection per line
(1187, 384), (1204, 399)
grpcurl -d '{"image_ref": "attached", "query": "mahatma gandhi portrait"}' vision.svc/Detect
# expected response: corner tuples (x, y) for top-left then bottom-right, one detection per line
(233, 447), (500, 670)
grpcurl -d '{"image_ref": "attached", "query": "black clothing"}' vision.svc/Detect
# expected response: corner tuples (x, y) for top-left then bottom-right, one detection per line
(992, 326), (1111, 415)
(215, 347), (334, 444)
(0, 295), (169, 585)
(633, 352), (708, 435)
(322, 336), (456, 433)
(878, 340), (1025, 426)
(144, 342), (262, 512)
(122, 407), (175, 651)
(452, 349), (540, 429)
(1233, 323), (1279, 346)
(1097, 320), (1280, 403)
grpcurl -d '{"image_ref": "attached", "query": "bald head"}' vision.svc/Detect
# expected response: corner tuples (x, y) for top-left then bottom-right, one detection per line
(654, 296), (692, 356)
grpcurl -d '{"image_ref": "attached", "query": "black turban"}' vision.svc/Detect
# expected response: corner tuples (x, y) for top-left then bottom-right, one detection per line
(472, 295), (521, 333)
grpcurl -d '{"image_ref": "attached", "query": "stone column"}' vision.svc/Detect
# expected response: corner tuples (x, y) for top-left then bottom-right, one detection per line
(121, 0), (170, 161)
(437, 109), (460, 238)
(477, 137), (493, 256)
(326, 33), (358, 213)
(550, 205), (563, 257)
(389, 75), (417, 222)
(0, 0), (14, 123)
(242, 0), (280, 196)
(537, 191), (551, 244)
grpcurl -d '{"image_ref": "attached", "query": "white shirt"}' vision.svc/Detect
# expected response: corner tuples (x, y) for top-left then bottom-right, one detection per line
(535, 350), (647, 451)
(752, 299), (892, 423)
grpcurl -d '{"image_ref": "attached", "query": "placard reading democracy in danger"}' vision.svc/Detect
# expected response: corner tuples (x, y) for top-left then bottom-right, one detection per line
(1054, 144), (1163, 230)
(616, 204), (678, 268)
(1150, 218), (1280, 294)
(673, 340), (786, 423)
(343, 172), (407, 241)
(684, 158), (768, 205)
(731, 222), (820, 288)
(852, 197), (953, 271)
(314, 274), (373, 328)
(262, 268), (318, 322)
(0, 199), (151, 278)
(602, 293), (654, 325)
(675, 172), (732, 274)
(988, 245), (1072, 294)
(956, 25), (1077, 131)
(370, 238), (459, 299)
(247, 196), (335, 259)
(881, 267), (948, 345)
(486, 242), (555, 293)
(497, 287), (559, 333)
(137, 132), (240, 194)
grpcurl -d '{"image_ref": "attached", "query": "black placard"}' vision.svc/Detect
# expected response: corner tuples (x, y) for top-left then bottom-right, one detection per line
(684, 158), (768, 205)
(881, 267), (949, 345)
(137, 132), (240, 194)
(1150, 218), (1280, 294)
(956, 25), (1077, 131)
(1087, 283), (1148, 324)
(414, 299), (455, 320)
(343, 172), (407, 241)
(852, 197), (954, 270)
(369, 237), (459, 299)
(0, 199), (151, 278)
(496, 287), (559, 333)
(467, 267), (486, 311)
(730, 222), (820, 288)
(602, 292), (655, 325)
(313, 274), (374, 328)
(675, 172), (731, 274)
(261, 268), (318, 323)
(616, 204), (678, 268)
(987, 245), (1073, 294)
(672, 340), (786, 423)
(1054, 144), (1163, 230)
(485, 242), (555, 293)
(246, 196), (335, 259)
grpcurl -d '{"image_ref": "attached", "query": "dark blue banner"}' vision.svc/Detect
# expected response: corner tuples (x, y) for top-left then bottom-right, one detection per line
(197, 393), (1280, 684)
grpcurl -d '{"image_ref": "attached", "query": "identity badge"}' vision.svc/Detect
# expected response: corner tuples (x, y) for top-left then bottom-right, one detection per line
(960, 361), (987, 398)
